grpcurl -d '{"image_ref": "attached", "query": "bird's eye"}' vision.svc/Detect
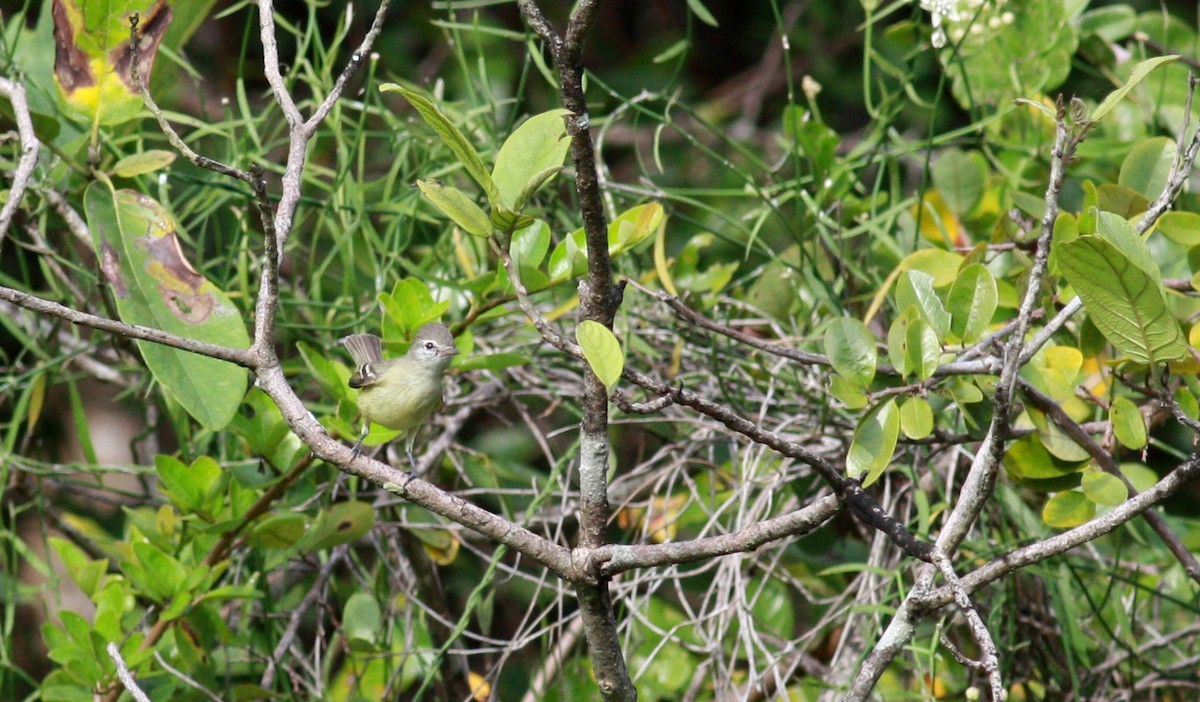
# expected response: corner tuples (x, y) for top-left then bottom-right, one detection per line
(425, 342), (435, 350)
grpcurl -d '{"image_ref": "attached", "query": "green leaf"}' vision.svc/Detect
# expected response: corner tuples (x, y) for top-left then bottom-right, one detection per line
(1174, 386), (1199, 420)
(829, 376), (868, 410)
(899, 397), (934, 440)
(1154, 211), (1200, 246)
(1109, 396), (1147, 450)
(378, 278), (451, 341)
(297, 501), (375, 552)
(947, 264), (998, 343)
(132, 541), (185, 601)
(847, 398), (900, 487)
(896, 270), (950, 338)
(1120, 462), (1158, 492)
(250, 513), (309, 549)
(931, 149), (988, 216)
(899, 248), (965, 287)
(83, 183), (249, 430)
(110, 150), (176, 177)
(1079, 5), (1137, 41)
(1081, 471), (1129, 506)
(887, 307), (916, 377)
(1057, 212), (1188, 364)
(416, 179), (492, 237)
(547, 229), (588, 282)
(906, 317), (940, 380)
(380, 83), (500, 204)
(1091, 55), (1181, 123)
(343, 592), (382, 647)
(608, 203), (665, 257)
(823, 318), (877, 386)
(1004, 435), (1086, 480)
(53, 0), (172, 126)
(1042, 491), (1095, 528)
(686, 0), (719, 27)
(155, 454), (220, 512)
(1119, 137), (1176, 200)
(576, 321), (624, 392)
(511, 220), (551, 289)
(492, 109), (571, 211)
(50, 538), (106, 598)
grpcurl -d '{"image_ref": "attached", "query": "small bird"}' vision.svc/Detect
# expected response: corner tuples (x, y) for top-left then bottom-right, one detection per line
(339, 322), (458, 469)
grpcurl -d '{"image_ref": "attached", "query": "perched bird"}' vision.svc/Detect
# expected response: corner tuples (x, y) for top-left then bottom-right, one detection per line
(339, 322), (458, 468)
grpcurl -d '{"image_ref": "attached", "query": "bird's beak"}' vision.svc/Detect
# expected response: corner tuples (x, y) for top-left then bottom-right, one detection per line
(442, 347), (460, 357)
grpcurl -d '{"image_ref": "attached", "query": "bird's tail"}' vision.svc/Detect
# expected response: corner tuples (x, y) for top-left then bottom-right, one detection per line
(338, 334), (383, 387)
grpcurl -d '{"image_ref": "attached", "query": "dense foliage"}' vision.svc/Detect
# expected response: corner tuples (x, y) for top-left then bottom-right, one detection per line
(3, 0), (1200, 700)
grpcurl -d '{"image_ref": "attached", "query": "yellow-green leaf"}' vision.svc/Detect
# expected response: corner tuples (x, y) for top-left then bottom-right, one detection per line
(492, 109), (571, 211)
(576, 320), (624, 392)
(1081, 471), (1128, 506)
(1109, 396), (1147, 450)
(110, 149), (176, 177)
(899, 397), (934, 439)
(417, 179), (492, 237)
(1042, 491), (1095, 528)
(380, 82), (500, 205)
(824, 317), (877, 386)
(847, 399), (900, 487)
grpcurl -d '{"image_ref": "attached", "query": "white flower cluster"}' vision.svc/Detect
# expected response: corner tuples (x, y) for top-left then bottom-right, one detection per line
(920, 0), (1016, 48)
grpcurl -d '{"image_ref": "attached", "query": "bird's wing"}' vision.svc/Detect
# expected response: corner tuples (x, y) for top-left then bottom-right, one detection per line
(340, 334), (383, 388)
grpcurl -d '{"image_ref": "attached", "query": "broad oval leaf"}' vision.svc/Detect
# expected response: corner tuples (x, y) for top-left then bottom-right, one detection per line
(298, 501), (375, 552)
(947, 264), (998, 343)
(1042, 491), (1095, 528)
(899, 396), (934, 440)
(887, 307), (917, 378)
(576, 321), (624, 392)
(416, 179), (492, 237)
(829, 376), (869, 410)
(896, 270), (950, 338)
(1057, 212), (1188, 364)
(1109, 396), (1147, 450)
(84, 183), (250, 430)
(492, 109), (571, 211)
(847, 398), (900, 487)
(1154, 211), (1200, 246)
(823, 317), (877, 386)
(343, 592), (382, 647)
(906, 317), (941, 380)
(1081, 471), (1129, 506)
(1119, 137), (1175, 200)
(931, 148), (988, 216)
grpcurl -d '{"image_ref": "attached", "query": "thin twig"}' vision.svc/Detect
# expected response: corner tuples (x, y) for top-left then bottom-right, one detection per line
(106, 643), (152, 702)
(0, 286), (255, 367)
(1019, 379), (1200, 583)
(0, 76), (40, 248)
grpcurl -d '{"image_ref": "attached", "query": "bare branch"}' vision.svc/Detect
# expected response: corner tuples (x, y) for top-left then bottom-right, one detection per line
(0, 76), (40, 248)
(0, 285), (256, 367)
(593, 494), (841, 574)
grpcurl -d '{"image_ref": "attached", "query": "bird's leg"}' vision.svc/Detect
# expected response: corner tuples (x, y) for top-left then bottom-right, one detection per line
(351, 422), (368, 460)
(404, 432), (419, 475)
